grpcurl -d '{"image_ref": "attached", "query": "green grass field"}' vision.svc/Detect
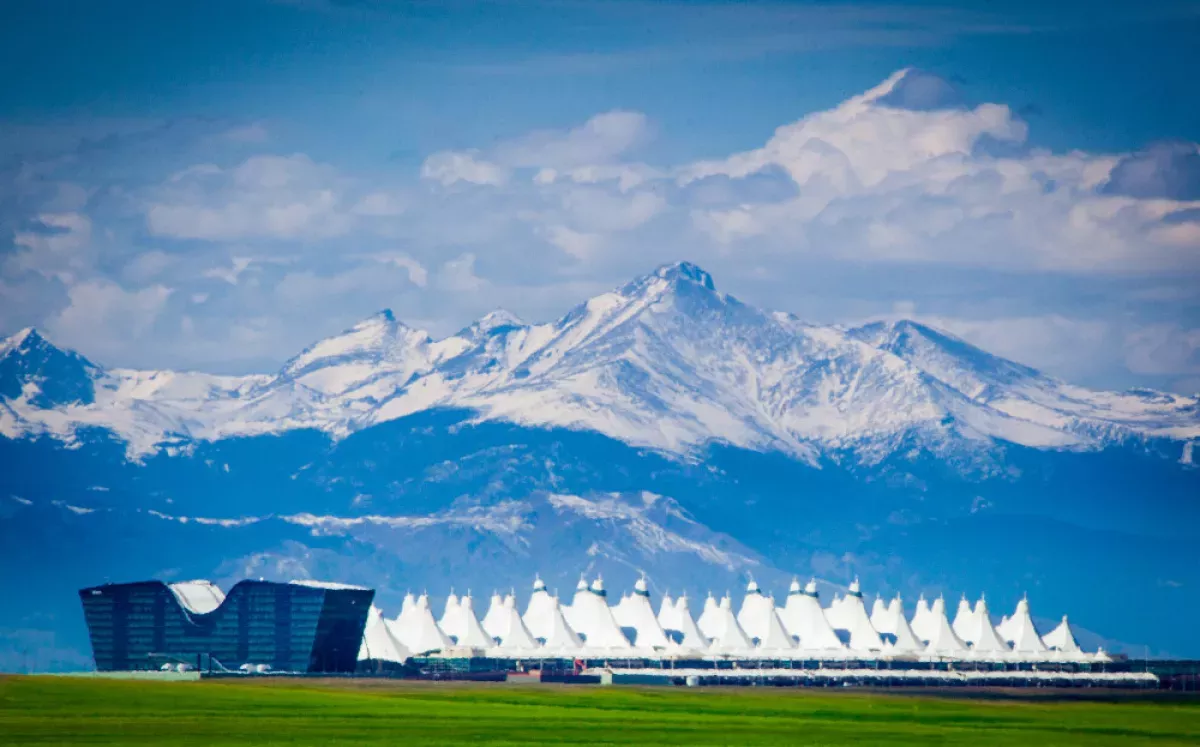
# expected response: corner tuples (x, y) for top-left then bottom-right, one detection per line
(2, 676), (1198, 745)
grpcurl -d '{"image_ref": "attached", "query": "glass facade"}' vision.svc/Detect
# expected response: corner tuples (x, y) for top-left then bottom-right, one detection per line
(78, 580), (373, 673)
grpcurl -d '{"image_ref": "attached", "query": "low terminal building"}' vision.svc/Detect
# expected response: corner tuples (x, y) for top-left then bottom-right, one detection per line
(78, 579), (373, 673)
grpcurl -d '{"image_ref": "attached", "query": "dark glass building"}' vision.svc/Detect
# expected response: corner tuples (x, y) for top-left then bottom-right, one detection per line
(78, 579), (373, 672)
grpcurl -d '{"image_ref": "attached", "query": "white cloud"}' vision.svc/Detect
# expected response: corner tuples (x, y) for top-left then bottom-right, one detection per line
(678, 69), (1200, 274)
(46, 280), (172, 353)
(202, 257), (254, 285)
(10, 213), (93, 282)
(366, 252), (428, 287)
(147, 154), (354, 241)
(420, 150), (507, 187)
(539, 225), (602, 260)
(494, 110), (649, 169)
(437, 253), (486, 292)
(561, 188), (666, 232)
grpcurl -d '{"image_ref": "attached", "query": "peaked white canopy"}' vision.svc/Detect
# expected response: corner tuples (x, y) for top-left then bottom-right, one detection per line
(708, 595), (755, 654)
(824, 579), (884, 652)
(657, 592), (680, 632)
(756, 605), (797, 653)
(441, 594), (494, 648)
(358, 605), (411, 663)
(667, 593), (711, 651)
(481, 592), (507, 639)
(882, 597), (925, 654)
(1006, 598), (1048, 654)
(870, 596), (893, 635)
(522, 575), (558, 641)
(493, 596), (540, 652)
(780, 579), (844, 650)
(910, 595), (934, 642)
(1043, 615), (1081, 653)
(438, 592), (460, 632)
(696, 593), (721, 639)
(924, 597), (968, 655)
(569, 576), (631, 650)
(612, 577), (672, 649)
(541, 595), (583, 653)
(965, 597), (1010, 655)
(736, 579), (777, 642)
(952, 595), (978, 643)
(396, 594), (453, 655)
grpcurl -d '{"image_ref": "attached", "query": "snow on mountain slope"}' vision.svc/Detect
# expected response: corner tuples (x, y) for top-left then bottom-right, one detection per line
(850, 320), (1199, 446)
(126, 489), (767, 583)
(1, 262), (1196, 462)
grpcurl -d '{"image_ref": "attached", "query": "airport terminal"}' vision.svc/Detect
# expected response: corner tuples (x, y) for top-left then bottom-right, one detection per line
(77, 575), (1199, 690)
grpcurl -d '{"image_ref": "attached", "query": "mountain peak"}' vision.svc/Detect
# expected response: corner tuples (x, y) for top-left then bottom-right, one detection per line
(0, 327), (98, 407)
(1, 327), (43, 357)
(654, 261), (716, 291)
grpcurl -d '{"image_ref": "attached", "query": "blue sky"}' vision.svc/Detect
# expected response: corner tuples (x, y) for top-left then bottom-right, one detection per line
(1, 0), (1198, 391)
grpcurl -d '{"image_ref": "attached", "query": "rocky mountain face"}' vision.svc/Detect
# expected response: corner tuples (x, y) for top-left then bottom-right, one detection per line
(1, 262), (1197, 668)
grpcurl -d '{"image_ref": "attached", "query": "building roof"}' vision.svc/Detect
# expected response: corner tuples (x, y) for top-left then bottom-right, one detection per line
(167, 580), (226, 615)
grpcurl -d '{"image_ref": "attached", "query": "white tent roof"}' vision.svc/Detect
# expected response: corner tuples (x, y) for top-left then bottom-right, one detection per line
(569, 576), (631, 651)
(696, 592), (721, 639)
(522, 575), (558, 641)
(667, 593), (710, 651)
(612, 577), (671, 650)
(708, 595), (755, 654)
(1007, 598), (1048, 654)
(442, 594), (494, 648)
(870, 597), (893, 635)
(736, 579), (775, 642)
(481, 592), (506, 639)
(542, 595), (583, 653)
(493, 596), (539, 652)
(910, 595), (934, 643)
(397, 594), (453, 655)
(756, 605), (797, 653)
(883, 597), (924, 653)
(780, 579), (844, 651)
(1043, 615), (1081, 653)
(924, 596), (968, 654)
(657, 592), (680, 632)
(965, 597), (1010, 655)
(997, 614), (1013, 642)
(438, 592), (460, 632)
(359, 605), (411, 663)
(825, 579), (883, 652)
(952, 595), (978, 643)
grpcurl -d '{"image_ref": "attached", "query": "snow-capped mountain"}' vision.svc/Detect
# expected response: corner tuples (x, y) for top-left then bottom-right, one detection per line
(3, 262), (1199, 668)
(2, 262), (1196, 465)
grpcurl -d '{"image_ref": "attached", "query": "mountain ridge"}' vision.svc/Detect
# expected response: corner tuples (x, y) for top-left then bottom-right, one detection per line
(2, 261), (1196, 465)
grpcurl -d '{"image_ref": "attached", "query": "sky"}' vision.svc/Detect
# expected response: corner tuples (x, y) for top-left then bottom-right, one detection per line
(1, 0), (1198, 393)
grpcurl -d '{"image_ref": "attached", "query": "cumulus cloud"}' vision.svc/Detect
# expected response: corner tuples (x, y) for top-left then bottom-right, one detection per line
(45, 280), (172, 354)
(420, 150), (507, 187)
(494, 110), (649, 169)
(1101, 141), (1200, 201)
(420, 110), (651, 190)
(677, 69), (1199, 274)
(4, 71), (1200, 392)
(437, 253), (486, 292)
(146, 154), (354, 240)
(9, 213), (93, 282)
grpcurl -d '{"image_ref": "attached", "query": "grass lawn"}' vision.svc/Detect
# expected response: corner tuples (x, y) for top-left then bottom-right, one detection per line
(1, 675), (1198, 745)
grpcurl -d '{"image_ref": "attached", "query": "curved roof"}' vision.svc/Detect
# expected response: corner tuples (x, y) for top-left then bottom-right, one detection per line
(168, 580), (226, 614)
(288, 579), (370, 591)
